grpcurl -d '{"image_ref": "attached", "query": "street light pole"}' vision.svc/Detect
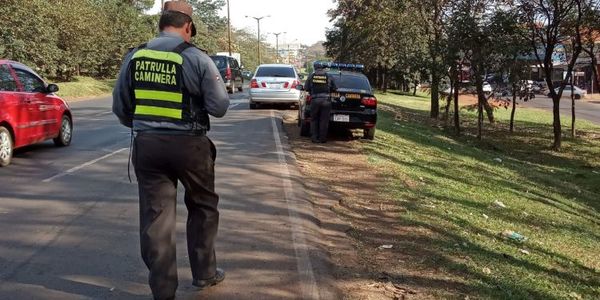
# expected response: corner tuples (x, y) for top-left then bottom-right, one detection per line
(245, 15), (270, 64)
(227, 0), (232, 56)
(271, 32), (286, 63)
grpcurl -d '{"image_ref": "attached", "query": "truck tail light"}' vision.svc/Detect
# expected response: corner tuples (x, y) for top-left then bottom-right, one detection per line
(225, 67), (232, 80)
(361, 96), (377, 107)
(291, 80), (300, 89)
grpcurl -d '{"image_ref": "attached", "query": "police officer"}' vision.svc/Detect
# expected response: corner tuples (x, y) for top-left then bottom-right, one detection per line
(304, 62), (333, 143)
(112, 1), (229, 299)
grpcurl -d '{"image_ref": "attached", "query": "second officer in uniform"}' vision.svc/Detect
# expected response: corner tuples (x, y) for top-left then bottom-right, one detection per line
(304, 62), (333, 143)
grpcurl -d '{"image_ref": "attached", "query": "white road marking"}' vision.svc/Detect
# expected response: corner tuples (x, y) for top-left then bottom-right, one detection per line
(229, 99), (248, 104)
(42, 148), (128, 183)
(95, 111), (113, 117)
(270, 111), (319, 300)
(228, 103), (240, 110)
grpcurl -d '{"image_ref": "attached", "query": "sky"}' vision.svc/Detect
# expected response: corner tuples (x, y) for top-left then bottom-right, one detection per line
(149, 0), (336, 46)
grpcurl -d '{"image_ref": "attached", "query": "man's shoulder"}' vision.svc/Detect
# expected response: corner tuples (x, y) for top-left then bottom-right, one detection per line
(181, 44), (212, 66)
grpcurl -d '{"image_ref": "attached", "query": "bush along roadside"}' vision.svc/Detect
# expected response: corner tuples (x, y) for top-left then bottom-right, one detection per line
(55, 77), (116, 101)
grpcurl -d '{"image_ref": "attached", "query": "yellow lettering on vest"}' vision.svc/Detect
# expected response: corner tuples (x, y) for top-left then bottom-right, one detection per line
(170, 65), (176, 74)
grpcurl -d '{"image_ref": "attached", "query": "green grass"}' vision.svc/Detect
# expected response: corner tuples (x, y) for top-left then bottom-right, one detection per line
(362, 92), (600, 299)
(55, 76), (115, 100)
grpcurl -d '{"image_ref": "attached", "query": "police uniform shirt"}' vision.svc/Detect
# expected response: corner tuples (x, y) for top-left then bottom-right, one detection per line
(113, 31), (230, 131)
(305, 69), (332, 97)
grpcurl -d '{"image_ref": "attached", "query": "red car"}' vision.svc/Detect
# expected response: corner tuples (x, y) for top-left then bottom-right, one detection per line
(0, 60), (72, 167)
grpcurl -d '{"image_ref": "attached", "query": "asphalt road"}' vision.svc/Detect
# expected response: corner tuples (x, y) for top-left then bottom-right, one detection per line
(522, 96), (600, 124)
(0, 90), (338, 299)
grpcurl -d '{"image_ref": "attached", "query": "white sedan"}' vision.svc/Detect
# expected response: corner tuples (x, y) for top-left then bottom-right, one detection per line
(248, 64), (303, 109)
(551, 84), (587, 99)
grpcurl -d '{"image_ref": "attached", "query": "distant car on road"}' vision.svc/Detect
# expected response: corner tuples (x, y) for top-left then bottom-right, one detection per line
(242, 70), (253, 80)
(548, 84), (587, 99)
(210, 55), (244, 94)
(0, 60), (72, 167)
(442, 81), (492, 95)
(249, 64), (303, 109)
(297, 63), (377, 140)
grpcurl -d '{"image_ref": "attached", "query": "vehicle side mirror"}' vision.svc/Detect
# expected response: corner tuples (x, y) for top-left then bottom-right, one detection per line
(295, 84), (304, 91)
(46, 84), (59, 93)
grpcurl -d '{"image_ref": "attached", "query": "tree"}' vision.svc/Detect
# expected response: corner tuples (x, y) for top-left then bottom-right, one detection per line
(580, 1), (600, 95)
(413, 0), (453, 119)
(520, 0), (585, 149)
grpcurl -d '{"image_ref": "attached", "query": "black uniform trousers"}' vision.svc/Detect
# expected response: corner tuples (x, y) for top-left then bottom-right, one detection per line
(310, 97), (332, 142)
(133, 133), (219, 300)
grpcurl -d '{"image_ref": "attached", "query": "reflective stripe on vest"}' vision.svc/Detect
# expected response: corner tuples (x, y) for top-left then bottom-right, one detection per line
(131, 49), (185, 121)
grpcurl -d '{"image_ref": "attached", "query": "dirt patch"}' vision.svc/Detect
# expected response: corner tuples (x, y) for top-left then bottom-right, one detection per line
(281, 113), (447, 300)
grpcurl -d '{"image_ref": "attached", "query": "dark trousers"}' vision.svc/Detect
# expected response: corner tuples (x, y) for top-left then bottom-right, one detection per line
(133, 133), (219, 300)
(310, 97), (332, 142)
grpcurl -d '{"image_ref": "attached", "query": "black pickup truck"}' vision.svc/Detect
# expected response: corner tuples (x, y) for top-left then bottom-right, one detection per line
(297, 69), (377, 139)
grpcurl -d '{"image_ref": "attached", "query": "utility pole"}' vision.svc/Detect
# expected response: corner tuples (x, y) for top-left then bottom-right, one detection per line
(161, 0), (164, 11)
(227, 0), (232, 56)
(245, 15), (270, 64)
(271, 32), (286, 63)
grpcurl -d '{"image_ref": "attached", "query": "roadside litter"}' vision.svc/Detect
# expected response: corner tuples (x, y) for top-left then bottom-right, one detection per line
(519, 249), (530, 255)
(501, 230), (527, 242)
(378, 244), (394, 250)
(492, 200), (508, 208)
(494, 158), (503, 163)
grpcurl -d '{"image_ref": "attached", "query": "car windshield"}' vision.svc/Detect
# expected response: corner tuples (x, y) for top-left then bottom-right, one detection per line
(328, 73), (371, 91)
(211, 57), (227, 69)
(256, 66), (295, 78)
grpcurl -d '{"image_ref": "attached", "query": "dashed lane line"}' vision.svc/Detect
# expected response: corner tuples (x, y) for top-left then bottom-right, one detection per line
(42, 148), (128, 183)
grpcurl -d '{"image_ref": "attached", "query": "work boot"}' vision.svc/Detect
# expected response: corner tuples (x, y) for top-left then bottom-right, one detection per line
(192, 268), (225, 290)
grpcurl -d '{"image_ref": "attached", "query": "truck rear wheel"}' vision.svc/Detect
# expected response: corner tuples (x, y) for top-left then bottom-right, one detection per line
(364, 127), (375, 140)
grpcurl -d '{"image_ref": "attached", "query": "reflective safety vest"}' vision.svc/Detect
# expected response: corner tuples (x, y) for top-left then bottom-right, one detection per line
(309, 69), (331, 97)
(129, 42), (209, 130)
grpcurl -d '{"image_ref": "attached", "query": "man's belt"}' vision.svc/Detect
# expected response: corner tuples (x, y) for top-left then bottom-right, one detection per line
(311, 93), (330, 98)
(136, 129), (207, 136)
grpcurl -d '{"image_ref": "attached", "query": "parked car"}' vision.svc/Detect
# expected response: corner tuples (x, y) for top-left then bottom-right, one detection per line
(297, 64), (377, 140)
(548, 84), (587, 99)
(0, 60), (72, 167)
(249, 64), (303, 109)
(209, 55), (244, 94)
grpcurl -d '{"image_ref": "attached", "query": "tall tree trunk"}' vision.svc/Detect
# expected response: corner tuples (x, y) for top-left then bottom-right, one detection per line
(552, 95), (562, 149)
(413, 80), (418, 96)
(454, 78), (460, 136)
(582, 46), (599, 93)
(510, 83), (517, 133)
(430, 68), (440, 119)
(591, 52), (599, 94)
(474, 73), (485, 140)
(382, 66), (388, 92)
(571, 75), (576, 138)
(444, 80), (453, 124)
(483, 97), (495, 123)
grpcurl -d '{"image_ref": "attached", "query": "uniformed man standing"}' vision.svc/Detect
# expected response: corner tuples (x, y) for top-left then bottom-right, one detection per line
(112, 1), (229, 299)
(304, 62), (333, 143)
